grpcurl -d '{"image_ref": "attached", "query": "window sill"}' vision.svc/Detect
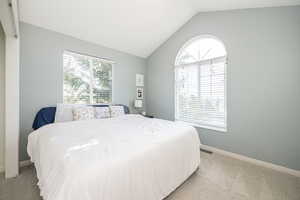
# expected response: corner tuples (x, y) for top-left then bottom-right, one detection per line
(175, 120), (227, 133)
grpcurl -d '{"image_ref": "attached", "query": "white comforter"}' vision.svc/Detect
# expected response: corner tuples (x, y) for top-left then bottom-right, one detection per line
(27, 114), (200, 200)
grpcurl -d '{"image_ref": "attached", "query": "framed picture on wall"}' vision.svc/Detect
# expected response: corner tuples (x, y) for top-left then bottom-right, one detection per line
(136, 88), (144, 99)
(136, 74), (144, 87)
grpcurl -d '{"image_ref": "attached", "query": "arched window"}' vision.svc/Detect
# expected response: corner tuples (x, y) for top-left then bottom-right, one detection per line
(175, 36), (227, 131)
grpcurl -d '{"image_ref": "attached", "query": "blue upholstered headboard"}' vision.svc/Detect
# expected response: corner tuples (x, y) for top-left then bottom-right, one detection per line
(32, 104), (130, 130)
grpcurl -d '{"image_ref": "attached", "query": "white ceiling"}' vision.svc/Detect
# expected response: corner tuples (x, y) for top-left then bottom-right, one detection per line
(19, 0), (300, 58)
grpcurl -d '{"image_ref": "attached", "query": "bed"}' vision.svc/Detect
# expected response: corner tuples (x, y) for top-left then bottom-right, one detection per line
(27, 105), (201, 200)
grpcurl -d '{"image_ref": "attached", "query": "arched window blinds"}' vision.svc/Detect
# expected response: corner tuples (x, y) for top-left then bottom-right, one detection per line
(175, 36), (227, 132)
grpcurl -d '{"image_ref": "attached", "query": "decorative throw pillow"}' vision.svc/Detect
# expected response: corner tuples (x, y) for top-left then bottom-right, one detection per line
(55, 103), (83, 123)
(73, 106), (95, 121)
(110, 106), (125, 118)
(95, 107), (111, 119)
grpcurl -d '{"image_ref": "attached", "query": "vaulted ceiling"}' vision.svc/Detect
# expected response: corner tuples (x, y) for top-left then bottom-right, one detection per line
(19, 0), (300, 58)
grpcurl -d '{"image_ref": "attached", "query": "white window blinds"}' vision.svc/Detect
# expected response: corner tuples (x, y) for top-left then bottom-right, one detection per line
(63, 51), (113, 104)
(175, 37), (227, 131)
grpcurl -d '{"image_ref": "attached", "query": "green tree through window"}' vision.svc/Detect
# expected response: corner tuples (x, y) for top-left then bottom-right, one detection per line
(63, 51), (112, 104)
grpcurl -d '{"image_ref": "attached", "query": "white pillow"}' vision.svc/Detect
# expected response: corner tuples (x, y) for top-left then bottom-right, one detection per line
(55, 104), (77, 122)
(73, 106), (95, 121)
(110, 106), (125, 118)
(95, 107), (111, 119)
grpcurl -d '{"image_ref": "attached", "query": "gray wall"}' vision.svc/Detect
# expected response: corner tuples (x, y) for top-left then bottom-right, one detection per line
(20, 22), (147, 161)
(146, 6), (300, 170)
(0, 23), (5, 170)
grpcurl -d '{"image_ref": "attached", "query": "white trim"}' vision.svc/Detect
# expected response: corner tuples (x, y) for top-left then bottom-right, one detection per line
(174, 56), (227, 68)
(0, 160), (32, 174)
(175, 120), (226, 132)
(9, 0), (20, 38)
(174, 35), (227, 66)
(1, 0), (20, 179)
(5, 36), (20, 178)
(6, 151), (300, 179)
(201, 144), (300, 178)
(64, 50), (116, 64)
(62, 50), (114, 104)
(174, 35), (228, 133)
(0, 0), (18, 37)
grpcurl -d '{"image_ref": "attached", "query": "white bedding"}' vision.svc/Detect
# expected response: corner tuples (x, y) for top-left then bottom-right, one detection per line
(27, 114), (201, 200)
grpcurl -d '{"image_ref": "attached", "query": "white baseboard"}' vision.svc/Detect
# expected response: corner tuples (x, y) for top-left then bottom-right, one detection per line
(201, 144), (300, 177)
(4, 150), (300, 178)
(0, 160), (32, 175)
(20, 160), (32, 168)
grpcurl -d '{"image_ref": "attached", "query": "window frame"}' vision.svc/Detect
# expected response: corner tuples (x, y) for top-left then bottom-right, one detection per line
(62, 50), (115, 105)
(174, 35), (227, 132)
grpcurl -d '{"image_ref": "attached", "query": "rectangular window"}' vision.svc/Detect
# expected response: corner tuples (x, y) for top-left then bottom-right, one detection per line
(63, 51), (113, 104)
(175, 58), (226, 132)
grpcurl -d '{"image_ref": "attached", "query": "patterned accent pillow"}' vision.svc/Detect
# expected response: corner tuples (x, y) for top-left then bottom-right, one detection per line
(95, 107), (111, 119)
(73, 106), (95, 121)
(110, 106), (125, 118)
(55, 103), (83, 122)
